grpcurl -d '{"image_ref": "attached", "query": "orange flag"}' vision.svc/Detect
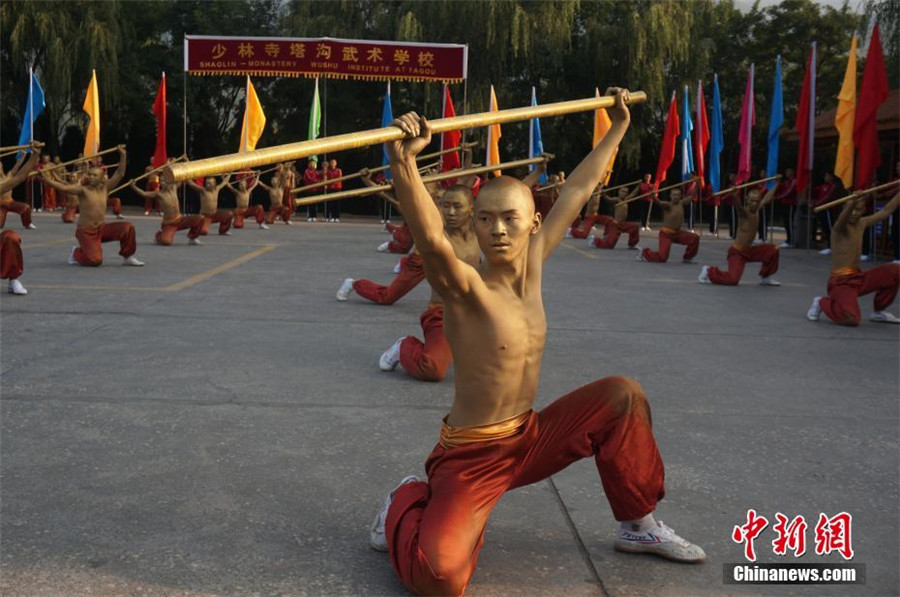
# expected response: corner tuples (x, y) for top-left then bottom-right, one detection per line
(592, 88), (617, 184)
(486, 85), (502, 177)
(82, 70), (100, 156)
(834, 35), (857, 189)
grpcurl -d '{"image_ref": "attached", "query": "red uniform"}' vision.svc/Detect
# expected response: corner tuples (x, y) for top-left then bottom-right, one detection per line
(641, 227), (699, 262)
(156, 215), (205, 246)
(593, 220), (640, 249)
(73, 222), (137, 266)
(570, 214), (614, 239)
(386, 376), (664, 595)
(61, 201), (78, 223)
(233, 206), (265, 228)
(707, 243), (780, 285)
(1, 230), (24, 280)
(353, 254), (425, 305)
(0, 199), (33, 229)
(387, 222), (414, 254)
(107, 197), (122, 217)
(820, 265), (899, 326)
(398, 303), (452, 382)
(326, 168), (343, 190)
(302, 167), (321, 219)
(200, 210), (234, 235)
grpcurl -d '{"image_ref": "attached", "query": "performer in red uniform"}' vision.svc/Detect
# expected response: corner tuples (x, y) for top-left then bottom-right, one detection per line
(0, 148), (40, 230)
(567, 186), (613, 239)
(630, 173), (655, 230)
(588, 186), (641, 250)
(325, 159), (343, 222)
(1, 230), (26, 295)
(302, 159), (320, 222)
(638, 184), (700, 263)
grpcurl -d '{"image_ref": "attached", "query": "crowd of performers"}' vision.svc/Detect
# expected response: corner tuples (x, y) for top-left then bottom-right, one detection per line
(1, 88), (899, 596)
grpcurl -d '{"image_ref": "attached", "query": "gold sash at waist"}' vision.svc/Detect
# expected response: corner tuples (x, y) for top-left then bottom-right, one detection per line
(661, 226), (678, 235)
(440, 410), (532, 449)
(830, 266), (861, 278)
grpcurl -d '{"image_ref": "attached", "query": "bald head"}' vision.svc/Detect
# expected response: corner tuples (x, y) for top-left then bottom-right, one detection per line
(477, 176), (535, 216)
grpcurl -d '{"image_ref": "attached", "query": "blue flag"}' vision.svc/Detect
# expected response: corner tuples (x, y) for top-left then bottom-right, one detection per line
(381, 81), (393, 180)
(680, 85), (694, 181)
(766, 56), (784, 190)
(528, 87), (547, 184)
(709, 75), (724, 193)
(16, 69), (45, 154)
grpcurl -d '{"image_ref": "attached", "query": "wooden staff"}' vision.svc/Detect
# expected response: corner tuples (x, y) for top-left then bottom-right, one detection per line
(602, 178), (642, 194)
(709, 175), (781, 198)
(228, 163), (282, 177)
(30, 146), (121, 176)
(0, 144), (34, 158)
(108, 155), (188, 194)
(294, 156), (545, 207)
(165, 91), (647, 183)
(621, 178), (696, 205)
(813, 179), (900, 213)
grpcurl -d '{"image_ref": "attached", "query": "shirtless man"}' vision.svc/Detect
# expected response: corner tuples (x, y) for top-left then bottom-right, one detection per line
(370, 92), (704, 597)
(566, 185), (613, 239)
(0, 143), (43, 295)
(0, 145), (41, 230)
(40, 146), (144, 266)
(259, 169), (288, 226)
(807, 192), (900, 326)
(588, 186), (641, 250)
(187, 175), (234, 236)
(638, 181), (700, 263)
(130, 177), (205, 245)
(698, 183), (782, 286)
(225, 175), (268, 230)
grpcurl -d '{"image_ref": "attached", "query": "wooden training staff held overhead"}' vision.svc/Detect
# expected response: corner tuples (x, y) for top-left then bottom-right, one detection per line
(600, 178), (642, 195)
(30, 146), (122, 176)
(164, 91), (647, 184)
(621, 178), (697, 205)
(709, 175), (781, 198)
(813, 179), (900, 213)
(294, 156), (547, 207)
(0, 144), (35, 158)
(109, 154), (188, 194)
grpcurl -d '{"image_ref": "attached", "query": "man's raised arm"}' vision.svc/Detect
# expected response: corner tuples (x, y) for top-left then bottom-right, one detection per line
(861, 192), (900, 228)
(1, 144), (42, 193)
(539, 88), (630, 259)
(105, 146), (127, 190)
(129, 181), (157, 199)
(388, 112), (478, 300)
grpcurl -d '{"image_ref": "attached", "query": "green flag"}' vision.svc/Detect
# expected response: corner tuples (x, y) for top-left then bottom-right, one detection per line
(308, 77), (321, 160)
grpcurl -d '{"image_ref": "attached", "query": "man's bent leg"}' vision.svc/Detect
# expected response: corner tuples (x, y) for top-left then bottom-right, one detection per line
(820, 276), (863, 326)
(678, 231), (700, 260)
(707, 248), (747, 286)
(752, 244), (779, 278)
(1, 230), (24, 279)
(74, 226), (104, 266)
(353, 255), (425, 305)
(642, 232), (672, 263)
(398, 306), (452, 382)
(100, 222), (137, 258)
(859, 263), (899, 312)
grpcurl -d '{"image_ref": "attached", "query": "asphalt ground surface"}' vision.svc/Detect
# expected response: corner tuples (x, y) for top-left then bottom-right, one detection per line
(1, 208), (898, 596)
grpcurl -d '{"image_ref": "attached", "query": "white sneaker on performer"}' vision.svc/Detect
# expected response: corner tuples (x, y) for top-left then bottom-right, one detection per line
(68, 246), (78, 265)
(379, 337), (405, 371)
(334, 218), (340, 223)
(285, 220), (293, 226)
(752, 239), (764, 245)
(861, 254), (870, 261)
(27, 223), (37, 230)
(759, 276), (781, 286)
(636, 252), (646, 262)
(819, 248), (832, 255)
(698, 266), (710, 284)
(779, 242), (791, 249)
(629, 244), (641, 251)
(221, 230), (232, 236)
(123, 255), (145, 266)
(614, 521), (706, 563)
(259, 223), (270, 230)
(645, 226), (653, 232)
(144, 211), (150, 216)
(393, 260), (402, 274)
(188, 238), (203, 246)
(370, 475), (422, 552)
(8, 279), (27, 295)
(870, 311), (900, 324)
(565, 229), (573, 239)
(377, 241), (390, 253)
(336, 278), (354, 301)
(116, 214), (125, 219)
(807, 296), (822, 321)
(586, 234), (596, 247)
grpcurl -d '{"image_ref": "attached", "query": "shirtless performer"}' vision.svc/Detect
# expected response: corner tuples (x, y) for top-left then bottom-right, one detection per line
(699, 183), (781, 286)
(638, 181), (700, 263)
(187, 175), (234, 236)
(0, 144), (43, 295)
(259, 170), (288, 226)
(807, 192), (900, 326)
(370, 92), (704, 597)
(0, 146), (41, 230)
(40, 146), (144, 266)
(130, 178), (205, 245)
(566, 185), (613, 239)
(588, 186), (641, 250)
(225, 175), (268, 230)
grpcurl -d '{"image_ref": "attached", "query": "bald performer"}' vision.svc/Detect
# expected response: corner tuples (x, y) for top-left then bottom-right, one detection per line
(187, 175), (234, 236)
(699, 183), (781, 286)
(638, 182), (700, 263)
(258, 170), (288, 226)
(225, 175), (269, 230)
(41, 146), (144, 266)
(130, 178), (205, 246)
(588, 186), (641, 250)
(0, 146), (41, 230)
(371, 93), (704, 597)
(807, 193), (900, 326)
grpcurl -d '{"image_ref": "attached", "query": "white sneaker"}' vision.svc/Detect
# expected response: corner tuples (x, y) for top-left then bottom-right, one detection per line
(819, 248), (832, 255)
(188, 238), (203, 246)
(8, 279), (27, 295)
(870, 311), (900, 324)
(123, 255), (145, 266)
(334, 218), (341, 223)
(221, 230), (232, 236)
(336, 278), (354, 301)
(27, 223), (37, 230)
(807, 296), (822, 321)
(144, 211), (150, 216)
(259, 223), (270, 230)
(759, 276), (781, 286)
(779, 242), (791, 249)
(565, 229), (573, 239)
(645, 226), (653, 232)
(586, 234), (596, 247)
(704, 232), (716, 238)
(370, 475), (422, 552)
(285, 220), (293, 226)
(68, 245), (78, 265)
(116, 214), (125, 219)
(377, 241), (390, 253)
(614, 521), (706, 563)
(752, 239), (764, 245)
(629, 244), (641, 251)
(636, 252), (645, 262)
(379, 337), (405, 371)
(698, 265), (710, 284)
(393, 260), (402, 274)
(307, 217), (314, 223)
(861, 254), (870, 262)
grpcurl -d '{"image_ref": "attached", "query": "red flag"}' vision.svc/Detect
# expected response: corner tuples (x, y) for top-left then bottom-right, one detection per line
(152, 73), (167, 169)
(795, 47), (815, 193)
(441, 85), (461, 173)
(736, 65), (756, 185)
(854, 24), (889, 189)
(655, 91), (680, 189)
(695, 81), (710, 189)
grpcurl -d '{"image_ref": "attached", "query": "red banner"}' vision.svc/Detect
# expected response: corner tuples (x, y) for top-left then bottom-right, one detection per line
(185, 36), (467, 83)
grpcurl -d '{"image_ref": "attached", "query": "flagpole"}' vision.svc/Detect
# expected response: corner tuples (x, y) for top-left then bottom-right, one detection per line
(322, 76), (329, 219)
(28, 66), (35, 210)
(183, 67), (188, 213)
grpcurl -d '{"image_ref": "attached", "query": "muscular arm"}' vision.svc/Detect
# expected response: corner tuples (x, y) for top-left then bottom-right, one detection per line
(216, 174), (231, 191)
(833, 200), (855, 231)
(520, 155), (551, 189)
(186, 179), (203, 191)
(539, 89), (629, 259)
(105, 148), (127, 190)
(2, 149), (41, 192)
(129, 182), (157, 199)
(8, 152), (28, 176)
(759, 184), (779, 209)
(861, 192), (900, 228)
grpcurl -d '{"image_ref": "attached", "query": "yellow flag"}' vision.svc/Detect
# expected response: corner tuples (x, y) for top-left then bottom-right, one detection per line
(487, 85), (502, 177)
(834, 35), (857, 189)
(592, 88), (617, 184)
(239, 76), (266, 153)
(82, 70), (100, 156)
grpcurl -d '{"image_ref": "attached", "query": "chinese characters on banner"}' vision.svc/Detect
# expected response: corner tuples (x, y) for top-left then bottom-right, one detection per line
(185, 36), (467, 83)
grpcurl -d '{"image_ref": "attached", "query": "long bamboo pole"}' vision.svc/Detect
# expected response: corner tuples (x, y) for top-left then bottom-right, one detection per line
(813, 179), (900, 213)
(0, 144), (34, 158)
(30, 146), (121, 176)
(294, 156), (545, 207)
(360, 141), (479, 177)
(621, 178), (696, 205)
(709, 175), (781, 198)
(601, 178), (642, 195)
(165, 92), (647, 183)
(109, 154), (188, 194)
